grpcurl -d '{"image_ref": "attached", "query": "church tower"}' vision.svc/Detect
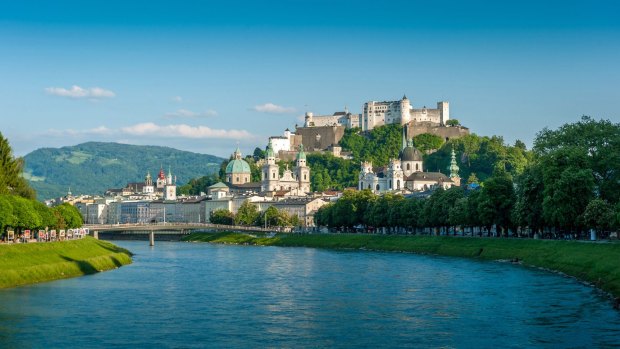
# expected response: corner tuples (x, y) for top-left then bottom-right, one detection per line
(164, 166), (177, 201)
(387, 158), (403, 191)
(261, 140), (279, 192)
(448, 147), (461, 187)
(156, 166), (166, 189)
(295, 144), (310, 193)
(143, 171), (155, 194)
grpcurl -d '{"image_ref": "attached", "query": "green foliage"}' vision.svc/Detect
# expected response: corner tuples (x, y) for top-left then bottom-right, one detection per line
(53, 203), (83, 229)
(306, 153), (359, 191)
(534, 116), (620, 203)
(235, 200), (260, 225)
(412, 133), (444, 153)
(178, 174), (222, 196)
(445, 119), (460, 126)
(425, 134), (531, 181)
(23, 142), (224, 200)
(339, 124), (402, 166)
(257, 206), (300, 227)
(210, 209), (235, 225)
(0, 132), (36, 199)
(582, 199), (614, 232)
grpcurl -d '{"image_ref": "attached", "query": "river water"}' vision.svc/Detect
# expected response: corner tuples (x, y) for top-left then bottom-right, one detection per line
(1, 241), (619, 348)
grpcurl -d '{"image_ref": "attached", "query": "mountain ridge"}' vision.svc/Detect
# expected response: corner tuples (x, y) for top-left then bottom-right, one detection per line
(23, 142), (225, 200)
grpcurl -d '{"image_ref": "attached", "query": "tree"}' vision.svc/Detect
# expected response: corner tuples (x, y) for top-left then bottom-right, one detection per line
(53, 203), (83, 229)
(540, 147), (595, 230)
(210, 209), (234, 225)
(534, 116), (620, 203)
(479, 172), (515, 235)
(446, 119), (460, 126)
(253, 147), (266, 160)
(582, 199), (614, 233)
(7, 195), (41, 232)
(0, 195), (16, 233)
(412, 133), (444, 153)
(0, 132), (35, 199)
(512, 165), (545, 235)
(235, 200), (259, 226)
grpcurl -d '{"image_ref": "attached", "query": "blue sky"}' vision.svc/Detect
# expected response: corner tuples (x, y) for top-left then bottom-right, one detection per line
(1, 0), (619, 157)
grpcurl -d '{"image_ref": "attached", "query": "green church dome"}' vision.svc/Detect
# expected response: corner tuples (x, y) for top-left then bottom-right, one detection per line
(226, 158), (251, 174)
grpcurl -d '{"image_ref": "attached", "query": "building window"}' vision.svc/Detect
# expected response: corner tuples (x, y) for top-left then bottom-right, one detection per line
(407, 163), (410, 171)
(272, 172), (276, 179)
(397, 180), (401, 189)
(376, 184), (380, 191)
(416, 163), (419, 171)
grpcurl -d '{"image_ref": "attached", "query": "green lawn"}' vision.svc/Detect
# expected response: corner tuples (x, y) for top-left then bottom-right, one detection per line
(184, 232), (620, 299)
(0, 237), (132, 288)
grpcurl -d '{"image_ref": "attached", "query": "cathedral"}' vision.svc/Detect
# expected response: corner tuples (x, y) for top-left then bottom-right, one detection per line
(222, 142), (311, 195)
(358, 127), (460, 194)
(261, 142), (310, 194)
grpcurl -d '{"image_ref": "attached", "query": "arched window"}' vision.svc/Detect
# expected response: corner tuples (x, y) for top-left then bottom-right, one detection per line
(376, 184), (380, 191)
(407, 163), (410, 171)
(236, 176), (239, 182)
(368, 184), (371, 190)
(304, 174), (307, 180)
(272, 172), (276, 179)
(397, 180), (401, 189)
(416, 163), (419, 171)
(389, 181), (392, 189)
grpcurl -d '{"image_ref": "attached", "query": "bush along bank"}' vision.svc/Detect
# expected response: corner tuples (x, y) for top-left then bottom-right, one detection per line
(0, 236), (132, 288)
(183, 232), (620, 306)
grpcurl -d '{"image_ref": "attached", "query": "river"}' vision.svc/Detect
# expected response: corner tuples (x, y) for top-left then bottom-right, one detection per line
(1, 241), (619, 348)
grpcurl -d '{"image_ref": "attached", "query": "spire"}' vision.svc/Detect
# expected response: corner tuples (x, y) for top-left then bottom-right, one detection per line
(265, 140), (275, 160)
(234, 144), (242, 160)
(296, 143), (306, 162)
(402, 94), (408, 100)
(449, 147), (460, 178)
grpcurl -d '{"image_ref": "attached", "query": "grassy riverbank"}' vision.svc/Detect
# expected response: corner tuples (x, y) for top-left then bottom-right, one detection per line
(184, 232), (620, 299)
(0, 237), (132, 289)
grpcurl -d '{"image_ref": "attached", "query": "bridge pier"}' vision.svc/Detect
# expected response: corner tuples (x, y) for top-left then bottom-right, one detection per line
(149, 231), (155, 246)
(93, 231), (99, 240)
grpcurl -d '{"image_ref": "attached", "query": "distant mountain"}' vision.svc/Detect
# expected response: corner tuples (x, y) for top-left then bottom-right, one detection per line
(23, 142), (225, 200)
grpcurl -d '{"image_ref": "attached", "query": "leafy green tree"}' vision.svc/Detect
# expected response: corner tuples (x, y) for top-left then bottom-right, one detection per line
(235, 200), (259, 226)
(479, 173), (515, 235)
(210, 209), (234, 225)
(412, 133), (444, 153)
(31, 200), (57, 229)
(339, 124), (402, 166)
(512, 165), (545, 235)
(446, 119), (460, 126)
(540, 147), (595, 230)
(53, 203), (83, 229)
(7, 195), (41, 231)
(534, 116), (620, 203)
(0, 195), (16, 232)
(253, 147), (266, 160)
(582, 199), (614, 233)
(0, 132), (35, 199)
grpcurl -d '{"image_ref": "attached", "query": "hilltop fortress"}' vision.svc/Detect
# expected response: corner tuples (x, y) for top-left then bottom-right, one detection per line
(268, 94), (469, 159)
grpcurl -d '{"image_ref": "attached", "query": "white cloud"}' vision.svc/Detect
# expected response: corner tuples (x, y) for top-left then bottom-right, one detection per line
(45, 85), (116, 99)
(42, 123), (249, 140)
(121, 123), (249, 139)
(252, 103), (296, 114)
(172, 96), (183, 103)
(164, 108), (218, 118)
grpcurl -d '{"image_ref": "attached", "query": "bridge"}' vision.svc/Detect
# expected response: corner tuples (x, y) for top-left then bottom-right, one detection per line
(84, 223), (280, 244)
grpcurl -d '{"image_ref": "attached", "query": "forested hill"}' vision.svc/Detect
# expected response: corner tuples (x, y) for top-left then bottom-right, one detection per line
(23, 142), (225, 200)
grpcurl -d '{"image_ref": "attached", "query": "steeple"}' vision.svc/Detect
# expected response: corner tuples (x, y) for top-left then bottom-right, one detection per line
(265, 140), (276, 164)
(449, 147), (460, 179)
(234, 145), (242, 160)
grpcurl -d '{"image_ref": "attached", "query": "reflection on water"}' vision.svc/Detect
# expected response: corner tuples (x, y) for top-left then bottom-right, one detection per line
(0, 241), (619, 348)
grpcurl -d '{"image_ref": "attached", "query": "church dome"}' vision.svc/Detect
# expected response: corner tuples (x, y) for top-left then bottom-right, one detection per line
(225, 158), (251, 174)
(400, 143), (423, 162)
